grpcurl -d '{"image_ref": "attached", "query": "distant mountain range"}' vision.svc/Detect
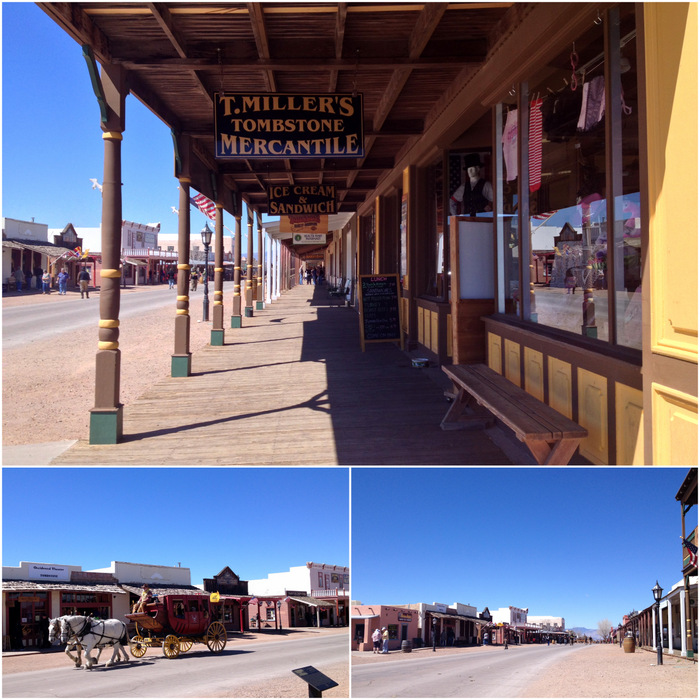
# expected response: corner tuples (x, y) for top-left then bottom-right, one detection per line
(571, 627), (603, 640)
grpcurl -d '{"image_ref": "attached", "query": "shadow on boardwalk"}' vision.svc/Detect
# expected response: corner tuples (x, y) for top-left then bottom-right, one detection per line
(53, 284), (529, 465)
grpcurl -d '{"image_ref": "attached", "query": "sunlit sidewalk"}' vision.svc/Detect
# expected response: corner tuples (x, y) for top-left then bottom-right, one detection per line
(51, 284), (528, 465)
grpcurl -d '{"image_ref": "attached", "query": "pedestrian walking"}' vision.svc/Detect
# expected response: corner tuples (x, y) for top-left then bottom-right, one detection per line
(381, 627), (389, 654)
(57, 269), (69, 295)
(168, 268), (176, 289)
(78, 267), (91, 298)
(372, 627), (382, 654)
(504, 635), (509, 650)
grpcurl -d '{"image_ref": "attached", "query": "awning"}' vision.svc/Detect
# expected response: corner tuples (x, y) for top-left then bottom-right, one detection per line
(351, 614), (380, 619)
(123, 257), (148, 267)
(2, 239), (76, 259)
(288, 596), (336, 608)
(429, 611), (489, 625)
(2, 580), (126, 595)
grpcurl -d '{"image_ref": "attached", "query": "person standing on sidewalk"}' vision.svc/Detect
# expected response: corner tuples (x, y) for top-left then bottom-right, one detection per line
(372, 627), (382, 654)
(381, 627), (389, 654)
(13, 267), (24, 292)
(58, 269), (69, 295)
(41, 270), (51, 294)
(79, 267), (91, 298)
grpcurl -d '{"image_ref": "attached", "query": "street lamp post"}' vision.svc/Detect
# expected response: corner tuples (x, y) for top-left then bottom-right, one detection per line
(652, 580), (664, 665)
(200, 222), (212, 322)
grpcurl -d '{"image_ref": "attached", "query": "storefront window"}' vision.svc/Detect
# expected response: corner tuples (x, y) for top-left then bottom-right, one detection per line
(497, 8), (640, 349)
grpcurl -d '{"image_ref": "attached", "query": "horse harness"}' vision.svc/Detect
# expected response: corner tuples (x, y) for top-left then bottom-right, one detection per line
(63, 616), (124, 646)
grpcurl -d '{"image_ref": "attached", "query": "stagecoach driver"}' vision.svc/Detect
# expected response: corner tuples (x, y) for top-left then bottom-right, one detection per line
(133, 584), (154, 613)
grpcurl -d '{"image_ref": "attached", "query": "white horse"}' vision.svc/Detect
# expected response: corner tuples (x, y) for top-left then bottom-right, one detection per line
(59, 615), (129, 669)
(48, 616), (106, 668)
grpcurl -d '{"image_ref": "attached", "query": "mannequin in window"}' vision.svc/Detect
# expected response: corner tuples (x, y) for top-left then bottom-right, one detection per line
(450, 153), (493, 216)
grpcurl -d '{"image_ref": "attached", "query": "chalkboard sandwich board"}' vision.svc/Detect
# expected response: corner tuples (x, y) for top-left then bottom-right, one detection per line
(358, 274), (403, 351)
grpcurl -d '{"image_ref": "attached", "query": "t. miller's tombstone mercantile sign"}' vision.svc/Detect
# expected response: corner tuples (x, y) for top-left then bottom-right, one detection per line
(215, 93), (364, 159)
(268, 184), (336, 215)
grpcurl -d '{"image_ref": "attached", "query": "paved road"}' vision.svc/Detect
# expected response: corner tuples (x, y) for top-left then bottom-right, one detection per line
(352, 644), (589, 698)
(2, 632), (346, 697)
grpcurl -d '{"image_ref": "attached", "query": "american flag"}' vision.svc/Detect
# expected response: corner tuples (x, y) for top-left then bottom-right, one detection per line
(681, 537), (698, 567)
(191, 192), (217, 220)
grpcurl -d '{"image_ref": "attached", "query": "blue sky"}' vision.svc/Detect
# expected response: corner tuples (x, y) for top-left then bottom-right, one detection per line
(2, 468), (349, 583)
(351, 467), (696, 630)
(2, 2), (262, 241)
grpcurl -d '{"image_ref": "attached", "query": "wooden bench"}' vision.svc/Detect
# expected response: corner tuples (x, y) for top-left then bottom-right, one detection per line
(440, 363), (587, 465)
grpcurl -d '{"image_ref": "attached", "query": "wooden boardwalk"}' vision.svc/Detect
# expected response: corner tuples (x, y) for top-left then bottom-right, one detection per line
(53, 285), (520, 465)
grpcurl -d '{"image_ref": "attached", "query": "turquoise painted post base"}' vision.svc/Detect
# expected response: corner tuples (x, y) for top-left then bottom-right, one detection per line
(244, 306), (254, 317)
(256, 301), (264, 310)
(231, 315), (242, 328)
(89, 406), (123, 445)
(171, 353), (192, 377)
(211, 329), (225, 346)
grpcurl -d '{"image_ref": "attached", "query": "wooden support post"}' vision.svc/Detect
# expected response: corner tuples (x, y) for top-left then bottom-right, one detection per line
(89, 61), (126, 444)
(211, 183), (225, 345)
(231, 200), (242, 328)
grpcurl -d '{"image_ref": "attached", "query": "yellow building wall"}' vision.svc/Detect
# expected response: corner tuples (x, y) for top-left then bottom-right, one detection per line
(417, 306), (425, 346)
(548, 358), (573, 420)
(504, 339), (520, 386)
(616, 383), (644, 465)
(523, 348), (544, 402)
(487, 332), (502, 374)
(430, 311), (438, 353)
(577, 368), (608, 465)
(644, 3), (698, 463)
(651, 384), (698, 465)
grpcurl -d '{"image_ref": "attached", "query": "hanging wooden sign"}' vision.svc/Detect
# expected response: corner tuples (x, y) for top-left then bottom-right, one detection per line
(215, 93), (364, 159)
(268, 184), (336, 215)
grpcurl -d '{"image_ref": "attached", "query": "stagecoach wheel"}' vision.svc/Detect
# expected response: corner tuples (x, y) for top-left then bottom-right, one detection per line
(206, 621), (227, 653)
(179, 638), (193, 653)
(129, 636), (147, 658)
(163, 634), (181, 659)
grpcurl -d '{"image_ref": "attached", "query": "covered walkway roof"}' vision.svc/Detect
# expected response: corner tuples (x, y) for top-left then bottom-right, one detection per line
(38, 2), (512, 222)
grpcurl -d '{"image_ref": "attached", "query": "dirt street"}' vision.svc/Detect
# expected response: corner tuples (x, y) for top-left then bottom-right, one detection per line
(2, 286), (215, 447)
(352, 642), (697, 697)
(2, 627), (349, 698)
(521, 643), (697, 698)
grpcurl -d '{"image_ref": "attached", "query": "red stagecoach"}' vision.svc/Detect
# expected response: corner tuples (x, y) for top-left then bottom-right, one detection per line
(126, 593), (227, 659)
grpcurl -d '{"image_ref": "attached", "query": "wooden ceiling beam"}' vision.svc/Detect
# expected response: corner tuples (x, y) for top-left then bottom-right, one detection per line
(247, 2), (277, 93)
(328, 2), (348, 92)
(146, 3), (212, 107)
(119, 56), (481, 71)
(37, 2), (112, 64)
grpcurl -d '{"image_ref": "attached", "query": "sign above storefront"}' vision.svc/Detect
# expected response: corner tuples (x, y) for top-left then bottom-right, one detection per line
(268, 185), (336, 216)
(292, 232), (327, 244)
(29, 564), (70, 581)
(215, 93), (364, 159)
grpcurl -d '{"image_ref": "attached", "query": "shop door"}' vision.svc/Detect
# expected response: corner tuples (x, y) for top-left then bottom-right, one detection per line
(401, 624), (408, 641)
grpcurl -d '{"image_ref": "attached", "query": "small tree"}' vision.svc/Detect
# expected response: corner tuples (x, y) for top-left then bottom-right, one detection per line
(597, 618), (613, 641)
